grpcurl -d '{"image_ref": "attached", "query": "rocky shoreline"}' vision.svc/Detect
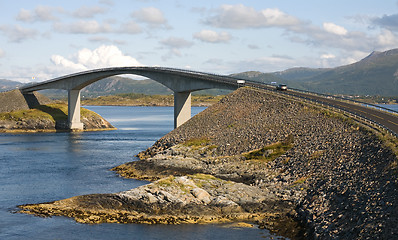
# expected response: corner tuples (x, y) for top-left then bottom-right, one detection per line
(19, 87), (397, 239)
(0, 90), (115, 132)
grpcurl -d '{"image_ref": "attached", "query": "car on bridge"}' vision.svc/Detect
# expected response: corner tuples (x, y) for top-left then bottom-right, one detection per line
(276, 84), (287, 91)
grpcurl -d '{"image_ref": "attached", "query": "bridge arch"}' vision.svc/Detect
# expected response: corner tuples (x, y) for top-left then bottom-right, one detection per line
(20, 67), (241, 129)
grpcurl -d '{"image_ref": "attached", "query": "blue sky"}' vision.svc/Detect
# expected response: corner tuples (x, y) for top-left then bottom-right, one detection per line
(1, 0), (398, 82)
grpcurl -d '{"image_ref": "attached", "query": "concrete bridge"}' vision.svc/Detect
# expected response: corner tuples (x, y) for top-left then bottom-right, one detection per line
(20, 67), (242, 129)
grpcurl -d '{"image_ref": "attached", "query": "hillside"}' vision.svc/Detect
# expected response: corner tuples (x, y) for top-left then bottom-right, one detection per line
(0, 79), (22, 91)
(236, 49), (398, 96)
(0, 90), (114, 132)
(297, 49), (398, 95)
(0, 90), (52, 113)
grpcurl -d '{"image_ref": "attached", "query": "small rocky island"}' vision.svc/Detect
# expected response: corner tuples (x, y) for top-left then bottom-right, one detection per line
(0, 90), (114, 132)
(19, 87), (397, 239)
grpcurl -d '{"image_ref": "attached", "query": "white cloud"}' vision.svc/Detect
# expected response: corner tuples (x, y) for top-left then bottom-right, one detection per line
(0, 25), (38, 42)
(120, 21), (142, 34)
(377, 29), (398, 49)
(193, 30), (231, 43)
(0, 48), (4, 58)
(88, 36), (126, 45)
(72, 6), (107, 18)
(160, 37), (193, 48)
(372, 13), (398, 32)
(99, 0), (114, 6)
(53, 20), (113, 34)
(16, 6), (60, 22)
(4, 45), (143, 82)
(131, 7), (168, 25)
(51, 45), (143, 71)
(160, 37), (193, 60)
(205, 4), (301, 29)
(321, 53), (336, 59)
(323, 22), (348, 35)
(51, 55), (86, 72)
(203, 4), (398, 58)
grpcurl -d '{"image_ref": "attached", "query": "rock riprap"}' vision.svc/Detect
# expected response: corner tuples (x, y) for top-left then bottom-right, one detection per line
(19, 87), (398, 240)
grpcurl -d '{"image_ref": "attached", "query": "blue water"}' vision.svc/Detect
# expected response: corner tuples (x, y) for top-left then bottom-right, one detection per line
(377, 104), (398, 112)
(0, 106), (282, 240)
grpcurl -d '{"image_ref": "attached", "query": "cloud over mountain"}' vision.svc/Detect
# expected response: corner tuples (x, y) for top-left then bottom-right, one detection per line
(193, 30), (231, 43)
(51, 45), (143, 71)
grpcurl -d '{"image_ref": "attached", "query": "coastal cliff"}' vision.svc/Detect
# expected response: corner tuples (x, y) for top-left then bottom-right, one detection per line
(0, 90), (114, 132)
(19, 87), (397, 239)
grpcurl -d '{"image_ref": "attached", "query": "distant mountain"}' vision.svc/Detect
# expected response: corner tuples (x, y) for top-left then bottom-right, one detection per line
(273, 67), (329, 82)
(230, 70), (309, 90)
(236, 49), (398, 96)
(81, 76), (172, 97)
(41, 76), (231, 99)
(39, 76), (172, 99)
(0, 79), (22, 91)
(3, 48), (397, 97)
(293, 49), (398, 96)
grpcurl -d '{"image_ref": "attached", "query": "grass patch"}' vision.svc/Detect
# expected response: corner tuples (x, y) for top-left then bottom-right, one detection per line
(293, 176), (309, 185)
(0, 103), (100, 122)
(190, 173), (219, 181)
(244, 135), (294, 162)
(191, 174), (224, 188)
(183, 137), (211, 147)
(82, 93), (223, 106)
(156, 176), (175, 187)
(375, 131), (398, 169)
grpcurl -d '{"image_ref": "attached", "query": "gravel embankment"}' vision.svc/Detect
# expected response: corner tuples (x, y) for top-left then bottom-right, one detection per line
(131, 87), (397, 239)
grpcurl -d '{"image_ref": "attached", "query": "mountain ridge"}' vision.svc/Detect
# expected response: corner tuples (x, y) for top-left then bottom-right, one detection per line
(1, 48), (397, 96)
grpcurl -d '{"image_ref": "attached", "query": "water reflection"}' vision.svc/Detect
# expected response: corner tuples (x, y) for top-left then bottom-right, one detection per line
(67, 132), (83, 153)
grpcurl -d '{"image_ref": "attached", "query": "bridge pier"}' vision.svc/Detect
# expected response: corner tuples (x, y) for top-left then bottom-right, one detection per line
(66, 89), (191, 130)
(68, 89), (84, 130)
(174, 91), (191, 128)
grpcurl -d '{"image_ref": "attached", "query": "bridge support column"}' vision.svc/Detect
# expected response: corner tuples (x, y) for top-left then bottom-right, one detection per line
(68, 89), (84, 130)
(174, 91), (191, 128)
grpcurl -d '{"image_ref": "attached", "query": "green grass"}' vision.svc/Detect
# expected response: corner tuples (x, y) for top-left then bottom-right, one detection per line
(82, 93), (223, 106)
(190, 173), (219, 181)
(244, 135), (294, 162)
(0, 103), (98, 122)
(292, 176), (309, 185)
(183, 137), (211, 147)
(156, 176), (175, 187)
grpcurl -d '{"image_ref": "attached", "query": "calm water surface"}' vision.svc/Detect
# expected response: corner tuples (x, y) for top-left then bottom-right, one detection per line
(0, 106), (282, 240)
(377, 104), (398, 112)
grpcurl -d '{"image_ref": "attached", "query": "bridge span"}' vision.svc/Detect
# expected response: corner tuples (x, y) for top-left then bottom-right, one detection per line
(20, 66), (398, 137)
(20, 67), (241, 129)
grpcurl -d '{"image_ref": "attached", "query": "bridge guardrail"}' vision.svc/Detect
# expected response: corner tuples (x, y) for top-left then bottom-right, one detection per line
(243, 81), (398, 138)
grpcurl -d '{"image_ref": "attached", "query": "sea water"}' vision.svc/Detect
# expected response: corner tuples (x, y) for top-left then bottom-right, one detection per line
(0, 106), (283, 240)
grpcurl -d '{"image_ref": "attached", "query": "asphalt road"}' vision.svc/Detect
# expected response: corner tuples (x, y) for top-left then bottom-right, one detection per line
(248, 83), (398, 136)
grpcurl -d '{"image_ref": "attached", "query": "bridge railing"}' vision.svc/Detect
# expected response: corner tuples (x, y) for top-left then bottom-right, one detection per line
(285, 86), (398, 115)
(241, 80), (398, 138)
